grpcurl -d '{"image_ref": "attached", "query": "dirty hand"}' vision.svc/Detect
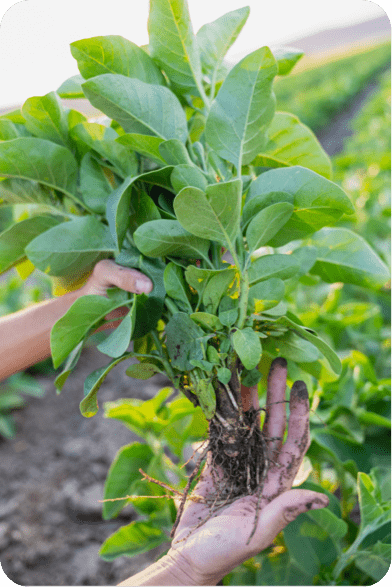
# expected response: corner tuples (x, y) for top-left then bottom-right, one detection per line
(167, 357), (329, 586)
(77, 259), (153, 328)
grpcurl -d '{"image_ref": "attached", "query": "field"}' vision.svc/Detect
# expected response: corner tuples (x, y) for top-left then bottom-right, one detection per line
(0, 41), (391, 586)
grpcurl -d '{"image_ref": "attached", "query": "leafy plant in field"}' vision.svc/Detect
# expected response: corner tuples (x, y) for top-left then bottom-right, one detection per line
(0, 0), (390, 581)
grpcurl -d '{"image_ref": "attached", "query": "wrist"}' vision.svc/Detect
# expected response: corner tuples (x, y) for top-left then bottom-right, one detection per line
(165, 549), (221, 586)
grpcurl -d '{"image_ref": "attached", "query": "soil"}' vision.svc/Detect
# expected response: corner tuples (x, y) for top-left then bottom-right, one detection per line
(1, 67), (388, 585)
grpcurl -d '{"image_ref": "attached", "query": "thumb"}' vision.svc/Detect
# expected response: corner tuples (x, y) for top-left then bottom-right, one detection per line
(250, 489), (329, 550)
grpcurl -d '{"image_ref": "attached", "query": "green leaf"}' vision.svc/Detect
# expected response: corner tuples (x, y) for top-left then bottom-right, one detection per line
(185, 265), (232, 295)
(126, 362), (162, 379)
(246, 202), (294, 252)
(253, 112), (332, 179)
(217, 367), (231, 385)
(134, 219), (210, 260)
(232, 328), (261, 370)
(99, 520), (167, 560)
(115, 247), (166, 340)
(80, 153), (113, 214)
(248, 277), (285, 313)
(82, 75), (187, 141)
(174, 179), (242, 251)
(25, 216), (116, 277)
(202, 268), (237, 314)
(21, 92), (70, 147)
(196, 6), (250, 75)
(97, 310), (134, 358)
(56, 74), (85, 98)
(51, 295), (132, 368)
(164, 262), (192, 311)
(165, 312), (206, 371)
(190, 312), (223, 331)
(54, 341), (84, 392)
(248, 253), (300, 285)
(309, 228), (391, 289)
(129, 191), (161, 233)
(116, 133), (165, 164)
(0, 119), (30, 140)
(80, 354), (134, 417)
(158, 139), (193, 165)
(106, 176), (134, 251)
(148, 0), (203, 96)
(205, 47), (278, 171)
(353, 542), (391, 581)
(263, 330), (320, 363)
(244, 166), (354, 247)
(71, 35), (165, 85)
(0, 215), (61, 274)
(0, 137), (78, 199)
(218, 295), (239, 326)
(272, 47), (304, 75)
(279, 315), (342, 375)
(192, 378), (216, 419)
(102, 442), (155, 519)
(241, 368), (262, 387)
(70, 121), (137, 177)
(170, 164), (208, 193)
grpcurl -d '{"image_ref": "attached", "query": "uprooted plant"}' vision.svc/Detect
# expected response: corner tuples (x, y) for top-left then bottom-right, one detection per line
(0, 0), (389, 541)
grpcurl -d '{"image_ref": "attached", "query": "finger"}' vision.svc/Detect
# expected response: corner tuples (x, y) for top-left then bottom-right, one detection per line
(262, 357), (287, 461)
(277, 380), (310, 485)
(247, 488), (329, 552)
(92, 260), (153, 294)
(240, 384), (259, 411)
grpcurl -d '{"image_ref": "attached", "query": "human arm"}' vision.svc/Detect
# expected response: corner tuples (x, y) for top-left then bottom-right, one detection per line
(0, 260), (152, 381)
(119, 358), (329, 586)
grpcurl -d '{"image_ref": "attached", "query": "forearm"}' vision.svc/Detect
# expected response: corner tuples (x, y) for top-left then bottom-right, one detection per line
(118, 552), (215, 586)
(0, 290), (80, 381)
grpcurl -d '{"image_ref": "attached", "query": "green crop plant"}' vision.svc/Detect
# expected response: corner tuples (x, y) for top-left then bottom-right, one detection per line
(0, 0), (390, 577)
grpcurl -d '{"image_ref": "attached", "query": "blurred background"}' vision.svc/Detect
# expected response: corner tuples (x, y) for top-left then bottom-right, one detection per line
(0, 1), (391, 585)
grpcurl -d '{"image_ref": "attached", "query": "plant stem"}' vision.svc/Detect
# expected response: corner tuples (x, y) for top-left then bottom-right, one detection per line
(164, 296), (180, 316)
(236, 270), (249, 330)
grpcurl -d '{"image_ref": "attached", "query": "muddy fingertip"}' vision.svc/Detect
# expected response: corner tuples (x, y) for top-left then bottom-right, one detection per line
(270, 357), (287, 370)
(291, 380), (308, 401)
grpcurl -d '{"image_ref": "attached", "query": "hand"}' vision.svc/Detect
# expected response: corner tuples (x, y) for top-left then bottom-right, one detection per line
(167, 357), (329, 586)
(77, 259), (153, 329)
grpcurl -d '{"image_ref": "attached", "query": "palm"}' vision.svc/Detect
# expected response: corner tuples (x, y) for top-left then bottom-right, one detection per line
(168, 358), (329, 584)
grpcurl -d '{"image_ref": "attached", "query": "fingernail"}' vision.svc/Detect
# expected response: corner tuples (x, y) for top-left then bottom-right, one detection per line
(291, 380), (308, 400)
(271, 357), (287, 369)
(136, 278), (152, 293)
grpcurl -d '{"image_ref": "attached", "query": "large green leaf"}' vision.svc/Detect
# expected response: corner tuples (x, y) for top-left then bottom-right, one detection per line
(174, 179), (241, 252)
(309, 227), (390, 289)
(202, 268), (236, 314)
(252, 112), (332, 179)
(205, 47), (278, 171)
(51, 295), (133, 368)
(248, 277), (285, 313)
(134, 219), (210, 260)
(158, 139), (193, 165)
(0, 119), (31, 140)
(263, 330), (320, 363)
(102, 442), (155, 519)
(0, 137), (78, 200)
(116, 133), (165, 164)
(115, 246), (166, 340)
(82, 74), (187, 141)
(25, 216), (117, 277)
(99, 520), (167, 561)
(170, 164), (208, 193)
(70, 122), (138, 178)
(164, 261), (192, 311)
(148, 0), (204, 96)
(80, 354), (134, 417)
(246, 202), (294, 252)
(279, 315), (342, 375)
(196, 7), (250, 76)
(272, 47), (304, 75)
(71, 35), (165, 85)
(248, 253), (300, 285)
(232, 327), (262, 370)
(56, 75), (85, 98)
(97, 310), (134, 358)
(244, 166), (354, 247)
(21, 92), (70, 148)
(79, 152), (113, 214)
(0, 215), (61, 274)
(165, 312), (206, 371)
